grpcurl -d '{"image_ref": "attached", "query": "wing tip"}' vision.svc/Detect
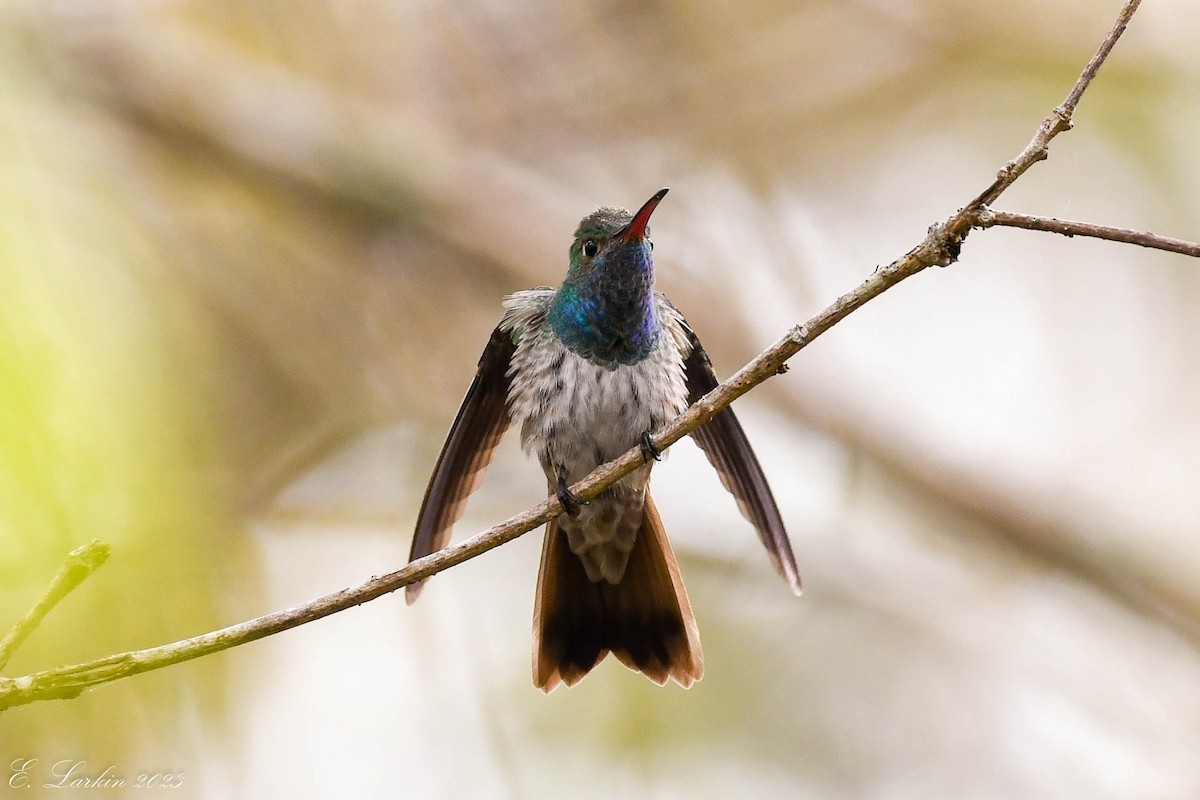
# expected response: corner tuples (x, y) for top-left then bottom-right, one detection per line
(404, 581), (426, 605)
(767, 545), (803, 596)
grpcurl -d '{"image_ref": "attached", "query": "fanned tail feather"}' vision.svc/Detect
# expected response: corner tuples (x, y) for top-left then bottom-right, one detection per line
(532, 494), (703, 691)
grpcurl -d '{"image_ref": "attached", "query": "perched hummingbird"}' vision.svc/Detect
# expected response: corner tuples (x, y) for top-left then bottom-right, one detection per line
(406, 188), (801, 691)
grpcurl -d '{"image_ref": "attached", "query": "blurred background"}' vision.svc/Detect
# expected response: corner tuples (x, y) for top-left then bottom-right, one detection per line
(2, 0), (1199, 797)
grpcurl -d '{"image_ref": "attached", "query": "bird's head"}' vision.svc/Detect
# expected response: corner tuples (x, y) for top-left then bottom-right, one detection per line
(565, 187), (668, 283)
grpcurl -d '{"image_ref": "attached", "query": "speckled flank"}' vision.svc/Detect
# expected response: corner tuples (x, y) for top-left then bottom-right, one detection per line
(501, 289), (691, 583)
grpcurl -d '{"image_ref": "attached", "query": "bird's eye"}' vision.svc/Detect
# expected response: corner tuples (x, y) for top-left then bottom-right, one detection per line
(583, 240), (598, 258)
(648, 240), (654, 251)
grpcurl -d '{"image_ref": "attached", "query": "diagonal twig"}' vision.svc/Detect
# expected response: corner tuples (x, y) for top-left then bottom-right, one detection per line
(0, 540), (110, 673)
(0, 244), (938, 712)
(966, 0), (1143, 211)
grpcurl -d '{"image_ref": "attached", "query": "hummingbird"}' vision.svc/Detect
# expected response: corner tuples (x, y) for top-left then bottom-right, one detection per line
(406, 188), (801, 691)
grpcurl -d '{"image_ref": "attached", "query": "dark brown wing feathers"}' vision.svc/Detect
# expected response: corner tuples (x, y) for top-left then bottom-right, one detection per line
(406, 325), (515, 603)
(682, 325), (803, 595)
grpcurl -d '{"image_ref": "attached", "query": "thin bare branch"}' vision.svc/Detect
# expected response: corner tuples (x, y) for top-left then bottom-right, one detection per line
(0, 0), (1151, 712)
(979, 209), (1195, 256)
(964, 0), (1142, 211)
(977, 209), (1200, 257)
(0, 540), (110, 673)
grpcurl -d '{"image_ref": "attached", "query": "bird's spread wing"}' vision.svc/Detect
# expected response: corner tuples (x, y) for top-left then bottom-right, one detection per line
(406, 325), (515, 603)
(681, 324), (802, 594)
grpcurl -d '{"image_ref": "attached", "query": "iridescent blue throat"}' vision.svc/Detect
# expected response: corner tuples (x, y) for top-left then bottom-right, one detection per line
(548, 245), (660, 370)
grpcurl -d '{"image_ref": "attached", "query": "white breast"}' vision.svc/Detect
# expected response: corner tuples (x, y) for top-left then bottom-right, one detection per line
(501, 290), (690, 485)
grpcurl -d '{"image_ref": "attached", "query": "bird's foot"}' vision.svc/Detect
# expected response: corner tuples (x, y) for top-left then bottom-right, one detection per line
(555, 476), (586, 517)
(639, 430), (661, 463)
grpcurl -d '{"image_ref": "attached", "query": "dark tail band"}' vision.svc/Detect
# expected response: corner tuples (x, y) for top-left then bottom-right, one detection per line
(532, 494), (703, 691)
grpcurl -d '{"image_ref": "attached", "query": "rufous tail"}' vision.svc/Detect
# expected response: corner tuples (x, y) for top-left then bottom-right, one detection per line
(532, 494), (704, 691)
